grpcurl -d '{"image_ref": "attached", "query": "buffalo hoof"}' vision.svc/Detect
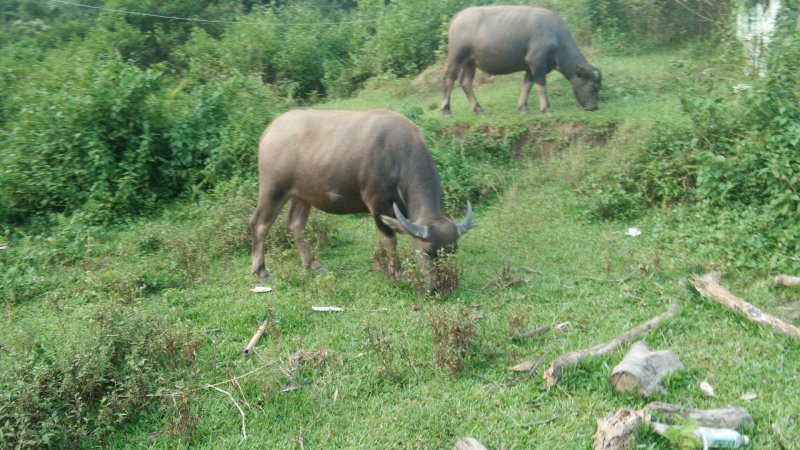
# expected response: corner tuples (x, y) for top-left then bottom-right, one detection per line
(313, 266), (329, 275)
(519, 108), (530, 115)
(474, 107), (487, 115)
(259, 275), (274, 283)
(442, 110), (453, 118)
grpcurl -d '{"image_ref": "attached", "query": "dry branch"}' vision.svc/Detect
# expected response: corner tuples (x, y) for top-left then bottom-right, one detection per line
(516, 325), (550, 340)
(774, 274), (800, 288)
(243, 320), (270, 358)
(206, 385), (247, 440)
(691, 272), (800, 341)
(543, 302), (680, 388)
(593, 408), (647, 450)
(645, 402), (753, 430)
(609, 342), (683, 396)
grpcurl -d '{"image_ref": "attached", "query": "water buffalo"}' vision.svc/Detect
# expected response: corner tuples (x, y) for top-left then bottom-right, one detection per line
(441, 5), (602, 115)
(250, 109), (476, 294)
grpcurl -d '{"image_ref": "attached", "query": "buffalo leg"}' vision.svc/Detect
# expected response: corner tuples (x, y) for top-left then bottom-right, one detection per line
(534, 77), (552, 114)
(517, 71), (534, 114)
(250, 187), (289, 281)
(440, 59), (462, 116)
(372, 213), (404, 280)
(286, 198), (324, 273)
(459, 62), (485, 114)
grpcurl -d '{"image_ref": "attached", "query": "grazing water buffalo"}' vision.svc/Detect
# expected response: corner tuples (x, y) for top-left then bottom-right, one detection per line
(441, 5), (602, 115)
(250, 109), (476, 294)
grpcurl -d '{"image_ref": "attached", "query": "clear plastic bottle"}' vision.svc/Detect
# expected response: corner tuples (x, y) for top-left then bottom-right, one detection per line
(693, 426), (749, 449)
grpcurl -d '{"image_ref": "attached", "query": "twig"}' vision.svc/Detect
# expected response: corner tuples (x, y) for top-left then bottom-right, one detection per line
(525, 414), (560, 428)
(206, 385), (247, 440)
(516, 325), (550, 340)
(524, 356), (545, 380)
(543, 302), (680, 388)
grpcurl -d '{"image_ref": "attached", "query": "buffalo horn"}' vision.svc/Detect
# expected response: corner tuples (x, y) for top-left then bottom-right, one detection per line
(456, 201), (474, 236)
(392, 203), (429, 240)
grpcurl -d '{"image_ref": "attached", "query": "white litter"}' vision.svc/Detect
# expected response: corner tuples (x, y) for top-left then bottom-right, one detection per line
(249, 286), (273, 293)
(555, 321), (571, 332)
(626, 227), (642, 237)
(700, 380), (716, 397)
(312, 306), (344, 312)
(0, 243), (8, 250)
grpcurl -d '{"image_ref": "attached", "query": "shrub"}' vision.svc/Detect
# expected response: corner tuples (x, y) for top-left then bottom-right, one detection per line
(0, 306), (201, 448)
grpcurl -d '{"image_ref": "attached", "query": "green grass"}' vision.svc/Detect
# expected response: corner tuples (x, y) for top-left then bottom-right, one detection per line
(3, 48), (800, 449)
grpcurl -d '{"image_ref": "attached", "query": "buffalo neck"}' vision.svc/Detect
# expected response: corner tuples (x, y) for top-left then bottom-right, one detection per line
(400, 157), (446, 223)
(555, 31), (588, 80)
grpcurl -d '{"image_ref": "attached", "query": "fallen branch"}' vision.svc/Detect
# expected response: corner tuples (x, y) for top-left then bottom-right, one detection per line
(692, 272), (800, 342)
(543, 302), (680, 388)
(206, 385), (247, 440)
(243, 320), (270, 358)
(609, 342), (683, 396)
(525, 414), (560, 428)
(774, 274), (800, 288)
(525, 356), (546, 380)
(646, 402), (753, 430)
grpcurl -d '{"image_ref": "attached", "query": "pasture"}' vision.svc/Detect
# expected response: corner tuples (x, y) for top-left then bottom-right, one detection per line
(3, 44), (799, 449)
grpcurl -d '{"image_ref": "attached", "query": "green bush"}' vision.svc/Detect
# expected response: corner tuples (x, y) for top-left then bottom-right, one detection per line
(0, 306), (201, 448)
(584, 27), (800, 267)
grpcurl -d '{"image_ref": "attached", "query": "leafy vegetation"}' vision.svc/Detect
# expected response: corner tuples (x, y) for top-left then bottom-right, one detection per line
(2, 1), (800, 449)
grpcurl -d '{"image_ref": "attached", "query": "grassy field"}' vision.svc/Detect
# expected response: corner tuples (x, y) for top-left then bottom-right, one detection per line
(2, 48), (799, 449)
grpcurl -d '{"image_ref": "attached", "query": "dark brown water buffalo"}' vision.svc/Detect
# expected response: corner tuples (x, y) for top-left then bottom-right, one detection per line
(250, 109), (476, 294)
(441, 5), (602, 115)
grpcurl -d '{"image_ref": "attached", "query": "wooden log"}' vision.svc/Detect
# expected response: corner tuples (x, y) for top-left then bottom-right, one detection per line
(609, 342), (683, 396)
(543, 302), (680, 388)
(243, 320), (269, 357)
(646, 402), (754, 430)
(691, 272), (800, 341)
(453, 438), (488, 450)
(774, 274), (800, 288)
(593, 408), (647, 450)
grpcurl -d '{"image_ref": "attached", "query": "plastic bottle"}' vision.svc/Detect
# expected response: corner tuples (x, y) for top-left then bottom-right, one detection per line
(693, 426), (749, 449)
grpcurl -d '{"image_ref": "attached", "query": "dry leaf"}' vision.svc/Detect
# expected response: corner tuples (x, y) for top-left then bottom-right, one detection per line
(700, 380), (715, 397)
(509, 361), (534, 372)
(739, 391), (757, 401)
(250, 286), (273, 293)
(555, 321), (571, 332)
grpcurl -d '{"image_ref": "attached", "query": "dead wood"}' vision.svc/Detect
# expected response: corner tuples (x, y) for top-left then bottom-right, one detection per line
(543, 302), (680, 388)
(609, 342), (683, 396)
(453, 437), (488, 450)
(645, 402), (754, 430)
(691, 272), (800, 341)
(774, 274), (800, 288)
(243, 320), (270, 358)
(525, 356), (546, 379)
(593, 408), (647, 450)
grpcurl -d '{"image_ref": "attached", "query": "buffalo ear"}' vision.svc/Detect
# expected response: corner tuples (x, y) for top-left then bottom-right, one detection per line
(380, 215), (406, 234)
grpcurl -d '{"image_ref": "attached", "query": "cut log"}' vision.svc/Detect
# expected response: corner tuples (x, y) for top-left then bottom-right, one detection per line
(593, 408), (647, 450)
(774, 274), (800, 288)
(609, 342), (683, 396)
(453, 438), (488, 450)
(646, 402), (754, 430)
(691, 272), (800, 342)
(543, 302), (680, 387)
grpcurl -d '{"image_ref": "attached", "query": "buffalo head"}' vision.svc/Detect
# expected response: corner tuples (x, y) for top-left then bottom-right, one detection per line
(381, 201), (476, 294)
(572, 64), (602, 111)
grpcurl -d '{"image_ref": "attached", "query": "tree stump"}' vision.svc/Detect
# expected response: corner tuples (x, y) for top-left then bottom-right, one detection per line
(609, 342), (683, 396)
(593, 409), (647, 450)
